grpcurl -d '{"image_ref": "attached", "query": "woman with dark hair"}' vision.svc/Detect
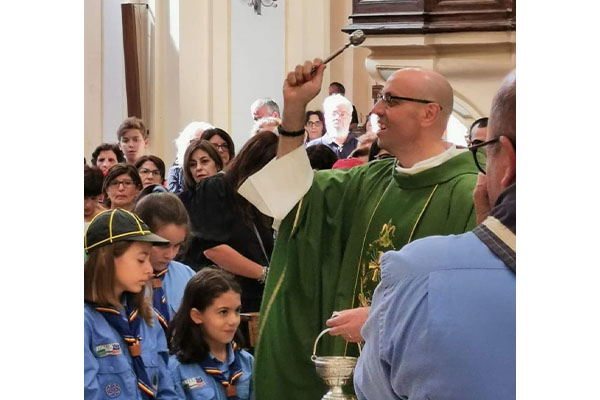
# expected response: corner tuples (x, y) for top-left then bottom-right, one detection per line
(102, 164), (143, 210)
(182, 140), (223, 191)
(200, 128), (236, 167)
(304, 110), (326, 143)
(177, 131), (277, 316)
(135, 155), (166, 188)
(91, 143), (126, 175)
(168, 268), (253, 399)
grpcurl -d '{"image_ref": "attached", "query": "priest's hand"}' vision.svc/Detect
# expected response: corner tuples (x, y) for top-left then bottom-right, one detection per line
(325, 307), (369, 343)
(473, 173), (491, 224)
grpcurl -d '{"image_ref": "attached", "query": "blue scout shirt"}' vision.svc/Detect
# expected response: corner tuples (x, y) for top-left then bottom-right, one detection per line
(162, 261), (195, 319)
(169, 344), (254, 400)
(84, 303), (178, 400)
(354, 232), (516, 400)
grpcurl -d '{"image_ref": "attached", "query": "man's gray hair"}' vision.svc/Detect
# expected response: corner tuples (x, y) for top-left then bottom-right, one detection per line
(323, 94), (353, 115)
(250, 98), (280, 115)
(489, 70), (516, 145)
(174, 121), (214, 163)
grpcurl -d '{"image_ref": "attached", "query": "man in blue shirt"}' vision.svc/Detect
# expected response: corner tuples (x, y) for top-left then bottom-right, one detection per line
(354, 70), (516, 400)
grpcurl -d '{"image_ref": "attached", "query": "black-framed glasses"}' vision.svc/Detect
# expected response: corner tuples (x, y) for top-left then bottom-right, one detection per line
(376, 92), (442, 110)
(212, 143), (229, 151)
(468, 137), (500, 174)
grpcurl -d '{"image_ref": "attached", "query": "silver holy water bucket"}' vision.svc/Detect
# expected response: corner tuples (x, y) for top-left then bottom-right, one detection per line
(311, 328), (359, 400)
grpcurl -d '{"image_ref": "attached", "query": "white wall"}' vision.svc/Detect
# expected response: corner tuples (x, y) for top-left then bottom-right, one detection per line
(230, 0), (285, 149)
(102, 0), (127, 143)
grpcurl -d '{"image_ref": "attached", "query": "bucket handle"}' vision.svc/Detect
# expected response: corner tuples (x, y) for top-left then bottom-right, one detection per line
(311, 328), (362, 362)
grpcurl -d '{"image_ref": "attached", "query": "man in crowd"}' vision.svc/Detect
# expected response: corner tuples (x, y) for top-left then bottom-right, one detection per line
(239, 59), (480, 399)
(329, 81), (359, 129)
(117, 116), (148, 165)
(466, 116), (489, 145)
(250, 97), (280, 121)
(306, 94), (359, 158)
(354, 70), (516, 400)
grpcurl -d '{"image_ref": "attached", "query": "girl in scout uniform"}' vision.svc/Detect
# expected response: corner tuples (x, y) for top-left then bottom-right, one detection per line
(133, 192), (196, 332)
(167, 268), (254, 399)
(84, 208), (178, 399)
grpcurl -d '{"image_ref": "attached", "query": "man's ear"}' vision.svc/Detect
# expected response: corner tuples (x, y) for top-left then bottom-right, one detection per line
(499, 136), (516, 188)
(421, 103), (441, 127)
(144, 138), (149, 148)
(190, 308), (203, 324)
(273, 111), (280, 119)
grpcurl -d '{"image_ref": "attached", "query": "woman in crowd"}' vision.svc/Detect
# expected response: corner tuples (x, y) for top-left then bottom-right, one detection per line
(167, 121), (214, 193)
(304, 110), (326, 143)
(177, 131), (277, 316)
(133, 192), (195, 333)
(200, 128), (236, 167)
(181, 140), (223, 192)
(103, 164), (143, 211)
(168, 268), (253, 400)
(84, 208), (177, 399)
(84, 165), (105, 228)
(91, 143), (125, 175)
(135, 155), (166, 188)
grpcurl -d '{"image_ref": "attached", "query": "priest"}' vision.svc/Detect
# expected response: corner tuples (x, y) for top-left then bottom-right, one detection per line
(239, 59), (479, 400)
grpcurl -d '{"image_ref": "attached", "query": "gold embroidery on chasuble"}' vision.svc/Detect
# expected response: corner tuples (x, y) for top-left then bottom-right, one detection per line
(357, 219), (397, 308)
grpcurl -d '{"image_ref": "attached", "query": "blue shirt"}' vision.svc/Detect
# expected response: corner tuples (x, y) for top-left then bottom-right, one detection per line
(169, 344), (254, 400)
(163, 261), (196, 320)
(354, 232), (515, 400)
(306, 134), (359, 159)
(84, 304), (178, 400)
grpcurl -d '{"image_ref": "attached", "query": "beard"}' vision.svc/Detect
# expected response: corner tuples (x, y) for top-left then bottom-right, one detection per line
(325, 122), (349, 140)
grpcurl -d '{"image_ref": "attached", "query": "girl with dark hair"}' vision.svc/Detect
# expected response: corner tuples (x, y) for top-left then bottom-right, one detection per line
(182, 140), (223, 191)
(84, 208), (177, 399)
(103, 163), (143, 210)
(136, 155), (166, 188)
(133, 193), (195, 333)
(177, 131), (276, 316)
(200, 128), (236, 167)
(168, 268), (253, 399)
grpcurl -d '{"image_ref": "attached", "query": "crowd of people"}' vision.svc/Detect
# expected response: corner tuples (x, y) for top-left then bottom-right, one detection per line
(84, 59), (516, 399)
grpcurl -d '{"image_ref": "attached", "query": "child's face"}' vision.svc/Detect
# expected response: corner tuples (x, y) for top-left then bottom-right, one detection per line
(150, 224), (186, 271)
(113, 242), (153, 298)
(191, 290), (241, 350)
(119, 129), (148, 164)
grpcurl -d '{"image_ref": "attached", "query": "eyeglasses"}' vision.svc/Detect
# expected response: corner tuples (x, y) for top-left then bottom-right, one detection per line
(138, 168), (161, 176)
(376, 92), (443, 110)
(108, 179), (135, 189)
(331, 110), (350, 118)
(212, 143), (229, 151)
(306, 121), (323, 127)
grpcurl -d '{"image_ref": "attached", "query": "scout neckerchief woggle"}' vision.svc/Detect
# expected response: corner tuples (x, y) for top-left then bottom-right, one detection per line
(91, 299), (156, 399)
(199, 341), (243, 398)
(152, 268), (169, 333)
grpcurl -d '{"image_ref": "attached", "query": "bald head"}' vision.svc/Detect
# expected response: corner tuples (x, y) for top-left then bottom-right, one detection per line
(389, 68), (454, 127)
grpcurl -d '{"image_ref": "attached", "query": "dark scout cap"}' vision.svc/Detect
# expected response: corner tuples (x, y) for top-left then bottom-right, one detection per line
(84, 208), (169, 254)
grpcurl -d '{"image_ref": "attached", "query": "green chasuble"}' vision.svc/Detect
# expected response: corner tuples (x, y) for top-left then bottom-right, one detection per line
(254, 151), (479, 399)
